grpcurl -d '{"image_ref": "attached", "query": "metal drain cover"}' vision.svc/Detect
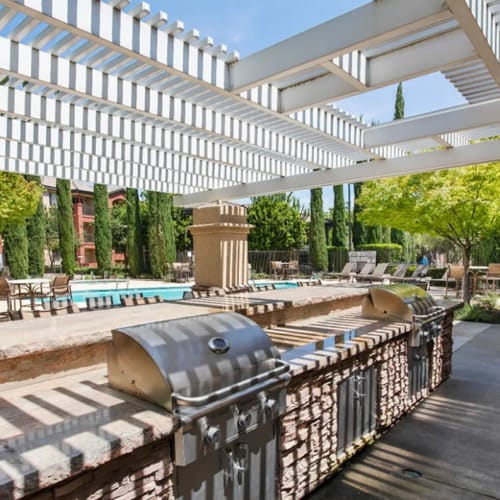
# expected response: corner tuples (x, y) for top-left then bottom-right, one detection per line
(402, 468), (422, 479)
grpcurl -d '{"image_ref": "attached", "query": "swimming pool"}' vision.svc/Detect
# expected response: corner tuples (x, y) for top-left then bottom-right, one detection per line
(71, 281), (298, 307)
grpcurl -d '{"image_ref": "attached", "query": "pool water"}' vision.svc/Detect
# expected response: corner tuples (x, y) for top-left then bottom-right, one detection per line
(71, 281), (298, 307)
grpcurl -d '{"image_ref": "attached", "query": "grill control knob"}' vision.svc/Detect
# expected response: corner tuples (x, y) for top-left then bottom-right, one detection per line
(237, 412), (252, 431)
(205, 426), (221, 446)
(264, 398), (279, 417)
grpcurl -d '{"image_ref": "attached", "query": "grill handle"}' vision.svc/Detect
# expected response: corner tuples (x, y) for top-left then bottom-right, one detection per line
(173, 359), (289, 408)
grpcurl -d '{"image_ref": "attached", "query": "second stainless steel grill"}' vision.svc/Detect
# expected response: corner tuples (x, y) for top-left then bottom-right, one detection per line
(361, 283), (445, 346)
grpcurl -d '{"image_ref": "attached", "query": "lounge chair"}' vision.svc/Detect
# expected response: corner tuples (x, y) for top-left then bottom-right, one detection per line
(353, 263), (376, 282)
(325, 262), (355, 282)
(389, 264), (428, 284)
(358, 263), (389, 283)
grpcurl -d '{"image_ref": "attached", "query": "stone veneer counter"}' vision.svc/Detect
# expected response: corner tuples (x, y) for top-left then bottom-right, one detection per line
(0, 366), (177, 499)
(0, 303), (218, 383)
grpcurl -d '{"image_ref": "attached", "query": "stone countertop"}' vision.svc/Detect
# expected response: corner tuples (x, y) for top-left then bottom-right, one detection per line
(280, 309), (413, 376)
(251, 284), (368, 307)
(0, 366), (176, 499)
(0, 302), (218, 360)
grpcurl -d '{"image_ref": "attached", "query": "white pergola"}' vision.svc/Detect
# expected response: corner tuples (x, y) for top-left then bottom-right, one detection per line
(0, 0), (499, 206)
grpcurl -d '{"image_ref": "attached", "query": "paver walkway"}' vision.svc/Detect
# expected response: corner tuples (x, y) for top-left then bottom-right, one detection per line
(307, 321), (500, 499)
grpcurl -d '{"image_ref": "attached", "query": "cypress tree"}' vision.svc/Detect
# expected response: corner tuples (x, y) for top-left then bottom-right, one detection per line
(25, 176), (46, 276)
(3, 222), (29, 279)
(164, 193), (176, 263)
(391, 82), (406, 246)
(146, 191), (176, 279)
(126, 188), (143, 277)
(94, 183), (112, 273)
(394, 82), (405, 120)
(352, 182), (367, 248)
(56, 178), (76, 276)
(309, 188), (328, 272)
(332, 185), (348, 248)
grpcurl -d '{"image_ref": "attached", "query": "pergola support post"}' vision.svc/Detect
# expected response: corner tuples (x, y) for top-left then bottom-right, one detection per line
(188, 203), (253, 290)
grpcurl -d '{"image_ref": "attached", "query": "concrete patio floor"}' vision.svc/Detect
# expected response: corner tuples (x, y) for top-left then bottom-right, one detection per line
(307, 321), (500, 500)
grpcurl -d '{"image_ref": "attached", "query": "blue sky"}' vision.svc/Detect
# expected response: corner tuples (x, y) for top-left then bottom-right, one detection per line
(145, 0), (466, 208)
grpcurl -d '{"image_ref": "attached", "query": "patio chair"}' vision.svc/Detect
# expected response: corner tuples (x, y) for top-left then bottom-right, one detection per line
(445, 264), (464, 298)
(285, 260), (299, 278)
(476, 263), (500, 293)
(326, 262), (355, 282)
(270, 261), (284, 279)
(49, 275), (73, 307)
(0, 277), (24, 318)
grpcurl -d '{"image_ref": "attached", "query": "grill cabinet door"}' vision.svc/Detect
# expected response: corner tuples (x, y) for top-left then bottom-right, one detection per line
(337, 366), (378, 455)
(175, 421), (277, 500)
(408, 341), (432, 397)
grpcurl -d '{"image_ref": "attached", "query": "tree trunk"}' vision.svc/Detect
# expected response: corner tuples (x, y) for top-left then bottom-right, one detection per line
(462, 245), (472, 304)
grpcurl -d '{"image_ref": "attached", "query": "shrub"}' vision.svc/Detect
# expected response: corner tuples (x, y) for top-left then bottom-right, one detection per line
(356, 243), (403, 263)
(455, 294), (500, 323)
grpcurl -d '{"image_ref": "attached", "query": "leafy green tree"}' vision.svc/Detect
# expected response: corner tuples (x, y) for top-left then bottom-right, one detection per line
(0, 172), (42, 232)
(24, 175), (46, 276)
(391, 82), (406, 247)
(126, 188), (143, 277)
(357, 163), (500, 302)
(172, 207), (193, 252)
(145, 191), (176, 279)
(93, 183), (112, 272)
(110, 201), (127, 257)
(247, 193), (306, 250)
(3, 222), (29, 278)
(309, 188), (328, 272)
(56, 178), (76, 276)
(332, 185), (348, 248)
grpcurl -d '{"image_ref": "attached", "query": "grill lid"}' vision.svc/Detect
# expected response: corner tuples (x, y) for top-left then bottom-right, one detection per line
(361, 284), (440, 322)
(107, 312), (286, 411)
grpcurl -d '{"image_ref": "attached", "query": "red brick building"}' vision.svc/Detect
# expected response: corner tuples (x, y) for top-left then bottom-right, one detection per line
(42, 178), (126, 268)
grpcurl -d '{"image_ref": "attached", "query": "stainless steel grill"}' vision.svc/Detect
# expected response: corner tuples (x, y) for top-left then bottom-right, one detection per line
(362, 284), (446, 398)
(107, 312), (290, 500)
(361, 283), (445, 346)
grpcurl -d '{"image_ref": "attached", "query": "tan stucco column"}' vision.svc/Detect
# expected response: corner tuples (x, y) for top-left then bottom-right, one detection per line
(188, 203), (253, 290)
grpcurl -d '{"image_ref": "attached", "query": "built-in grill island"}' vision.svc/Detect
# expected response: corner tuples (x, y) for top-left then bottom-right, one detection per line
(107, 312), (290, 500)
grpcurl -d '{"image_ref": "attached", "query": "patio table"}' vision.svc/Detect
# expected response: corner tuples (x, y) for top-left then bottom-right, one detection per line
(9, 278), (51, 310)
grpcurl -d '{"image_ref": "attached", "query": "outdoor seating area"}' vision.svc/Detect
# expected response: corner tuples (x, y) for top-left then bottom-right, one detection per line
(165, 262), (193, 282)
(269, 260), (300, 279)
(0, 275), (74, 320)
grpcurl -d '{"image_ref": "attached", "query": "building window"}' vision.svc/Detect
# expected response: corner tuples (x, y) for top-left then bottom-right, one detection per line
(84, 248), (96, 264)
(82, 198), (95, 216)
(49, 192), (57, 207)
(83, 222), (94, 243)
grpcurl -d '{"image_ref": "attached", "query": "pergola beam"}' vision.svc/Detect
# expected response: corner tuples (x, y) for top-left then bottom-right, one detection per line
(229, 0), (452, 92)
(174, 139), (500, 206)
(280, 29), (476, 113)
(446, 0), (500, 86)
(364, 98), (500, 147)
